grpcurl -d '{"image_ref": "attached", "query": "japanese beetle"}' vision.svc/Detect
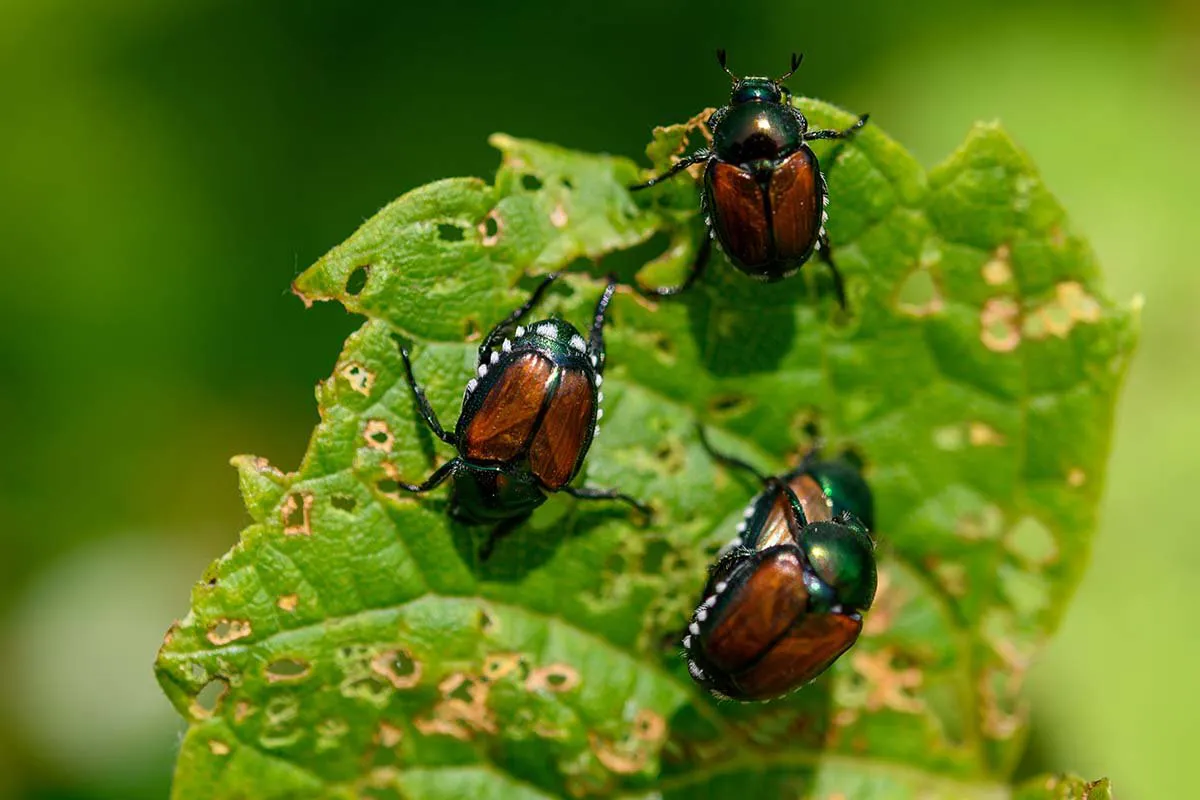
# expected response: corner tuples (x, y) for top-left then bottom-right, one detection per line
(631, 50), (869, 304)
(396, 274), (648, 558)
(682, 429), (877, 700)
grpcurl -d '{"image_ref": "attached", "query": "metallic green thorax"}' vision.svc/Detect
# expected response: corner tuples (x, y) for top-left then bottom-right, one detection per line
(804, 460), (875, 531)
(730, 77), (782, 105)
(798, 521), (877, 612)
(726, 455), (877, 613)
(711, 101), (804, 166)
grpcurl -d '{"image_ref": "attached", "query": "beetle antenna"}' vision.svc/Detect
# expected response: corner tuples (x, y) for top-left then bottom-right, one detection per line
(716, 48), (737, 82)
(696, 424), (768, 483)
(778, 481), (813, 534)
(777, 52), (803, 83)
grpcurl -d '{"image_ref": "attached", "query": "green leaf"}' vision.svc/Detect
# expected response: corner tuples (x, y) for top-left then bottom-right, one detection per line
(1015, 774), (1114, 800)
(157, 100), (1133, 798)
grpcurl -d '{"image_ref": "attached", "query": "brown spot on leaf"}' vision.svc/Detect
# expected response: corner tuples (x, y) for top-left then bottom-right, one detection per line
(534, 722), (567, 739)
(895, 268), (943, 317)
(208, 739), (231, 756)
(955, 504), (1004, 540)
(632, 709), (666, 743)
(479, 210), (502, 246)
(525, 664), (580, 693)
(550, 203), (568, 228)
(863, 568), (903, 636)
(413, 717), (472, 741)
(190, 678), (229, 720)
(364, 419), (394, 452)
(1067, 468), (1086, 487)
(851, 648), (924, 714)
(378, 721), (403, 748)
(234, 700), (253, 723)
(370, 649), (421, 690)
(340, 362), (375, 396)
(277, 594), (299, 612)
(589, 732), (649, 775)
(280, 492), (314, 536)
(981, 244), (1012, 286)
(206, 619), (252, 646)
(482, 652), (525, 683)
(980, 297), (1021, 352)
(833, 708), (858, 729)
(1024, 281), (1102, 340)
(968, 421), (1006, 447)
(932, 560), (967, 597)
(980, 666), (1027, 740)
(266, 658), (310, 682)
(415, 671), (496, 741)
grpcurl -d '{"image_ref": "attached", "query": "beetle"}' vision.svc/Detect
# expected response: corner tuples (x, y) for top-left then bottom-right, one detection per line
(396, 273), (648, 558)
(681, 428), (877, 700)
(631, 50), (869, 304)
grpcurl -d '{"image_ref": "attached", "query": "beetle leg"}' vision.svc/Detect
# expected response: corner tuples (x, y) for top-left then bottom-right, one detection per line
(629, 150), (711, 191)
(586, 276), (619, 374)
(562, 485), (652, 517)
(833, 509), (873, 540)
(815, 231), (848, 311)
(802, 113), (869, 142)
(395, 457), (459, 494)
(478, 514), (529, 561)
(477, 271), (561, 357)
(399, 347), (458, 445)
(695, 424), (770, 484)
(776, 480), (814, 540)
(635, 235), (711, 298)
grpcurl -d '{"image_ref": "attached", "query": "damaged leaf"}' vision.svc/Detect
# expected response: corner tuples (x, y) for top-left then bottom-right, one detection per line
(157, 100), (1133, 798)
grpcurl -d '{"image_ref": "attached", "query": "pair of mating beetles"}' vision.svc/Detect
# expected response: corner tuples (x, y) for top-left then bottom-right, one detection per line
(396, 52), (876, 701)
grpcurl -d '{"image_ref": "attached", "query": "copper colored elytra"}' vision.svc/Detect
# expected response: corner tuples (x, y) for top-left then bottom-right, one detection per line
(395, 273), (648, 559)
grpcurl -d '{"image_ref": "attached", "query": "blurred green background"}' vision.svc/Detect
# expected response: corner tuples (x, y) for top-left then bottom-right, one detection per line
(0, 1), (1193, 797)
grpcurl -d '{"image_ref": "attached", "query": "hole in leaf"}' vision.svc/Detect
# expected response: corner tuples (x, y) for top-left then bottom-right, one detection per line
(379, 650), (417, 681)
(651, 439), (685, 475)
(446, 677), (473, 702)
(195, 678), (228, 715)
(346, 265), (370, 296)
(633, 709), (666, 742)
(651, 332), (675, 362)
(526, 664), (580, 693)
(207, 618), (252, 645)
(377, 479), (400, 495)
(437, 223), (465, 242)
(280, 493), (313, 536)
(331, 494), (356, 512)
(266, 658), (310, 682)
(707, 393), (752, 418)
(521, 174), (544, 191)
(479, 211), (501, 246)
(895, 268), (943, 317)
(364, 419), (394, 451)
